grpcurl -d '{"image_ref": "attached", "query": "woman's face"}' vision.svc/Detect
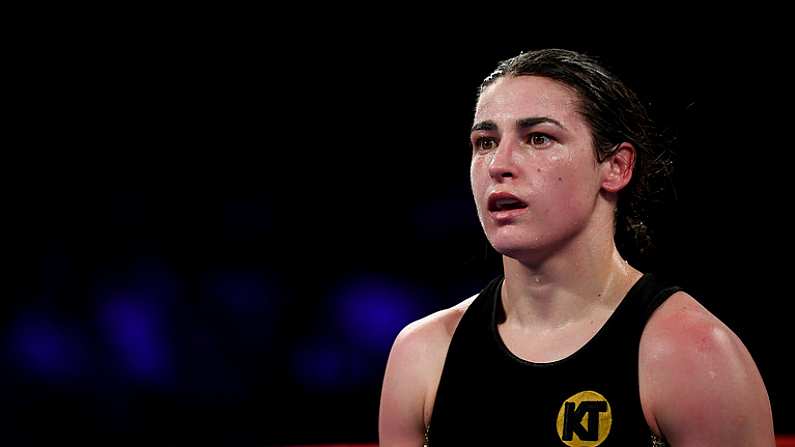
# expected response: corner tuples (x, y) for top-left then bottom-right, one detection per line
(470, 75), (604, 262)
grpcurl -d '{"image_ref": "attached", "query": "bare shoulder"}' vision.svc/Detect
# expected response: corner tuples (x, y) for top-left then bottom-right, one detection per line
(384, 293), (476, 381)
(639, 291), (775, 446)
(400, 294), (477, 345)
(379, 293), (478, 446)
(392, 294), (478, 417)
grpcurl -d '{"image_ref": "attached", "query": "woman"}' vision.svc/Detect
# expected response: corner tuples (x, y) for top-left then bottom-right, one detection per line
(379, 49), (774, 446)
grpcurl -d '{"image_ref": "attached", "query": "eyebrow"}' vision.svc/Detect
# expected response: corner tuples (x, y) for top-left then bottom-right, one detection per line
(471, 117), (566, 133)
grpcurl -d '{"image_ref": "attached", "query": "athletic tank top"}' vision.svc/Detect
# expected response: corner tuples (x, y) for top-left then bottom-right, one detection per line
(426, 272), (682, 446)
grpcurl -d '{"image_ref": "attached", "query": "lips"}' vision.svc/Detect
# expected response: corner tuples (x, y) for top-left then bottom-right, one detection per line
(487, 191), (528, 212)
(486, 191), (529, 221)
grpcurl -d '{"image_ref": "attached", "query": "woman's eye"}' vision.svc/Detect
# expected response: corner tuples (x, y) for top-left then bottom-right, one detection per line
(474, 137), (496, 151)
(528, 133), (552, 146)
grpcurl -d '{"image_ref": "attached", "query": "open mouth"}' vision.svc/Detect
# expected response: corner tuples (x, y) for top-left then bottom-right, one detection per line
(488, 197), (528, 212)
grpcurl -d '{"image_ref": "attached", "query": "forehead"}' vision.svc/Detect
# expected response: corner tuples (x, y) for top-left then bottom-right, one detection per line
(474, 76), (583, 128)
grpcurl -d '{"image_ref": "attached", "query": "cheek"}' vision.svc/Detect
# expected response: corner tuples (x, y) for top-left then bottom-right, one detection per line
(543, 167), (599, 219)
(469, 159), (485, 190)
(470, 159), (492, 216)
(531, 163), (570, 194)
(533, 163), (592, 206)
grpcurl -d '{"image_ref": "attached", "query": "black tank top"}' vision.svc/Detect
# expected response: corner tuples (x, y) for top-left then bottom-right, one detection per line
(427, 272), (682, 446)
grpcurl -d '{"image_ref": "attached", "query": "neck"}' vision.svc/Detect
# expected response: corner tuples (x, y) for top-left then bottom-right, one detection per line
(500, 218), (643, 331)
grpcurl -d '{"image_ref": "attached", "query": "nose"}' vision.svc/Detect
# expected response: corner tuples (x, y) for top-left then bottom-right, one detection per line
(488, 139), (519, 181)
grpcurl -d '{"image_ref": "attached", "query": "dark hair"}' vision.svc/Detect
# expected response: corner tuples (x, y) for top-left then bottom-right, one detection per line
(479, 48), (675, 256)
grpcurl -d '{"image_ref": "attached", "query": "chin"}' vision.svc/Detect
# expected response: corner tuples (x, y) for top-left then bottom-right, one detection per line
(487, 231), (560, 263)
(489, 236), (541, 257)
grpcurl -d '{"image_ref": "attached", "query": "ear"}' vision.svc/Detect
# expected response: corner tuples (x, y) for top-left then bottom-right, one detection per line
(600, 142), (636, 193)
